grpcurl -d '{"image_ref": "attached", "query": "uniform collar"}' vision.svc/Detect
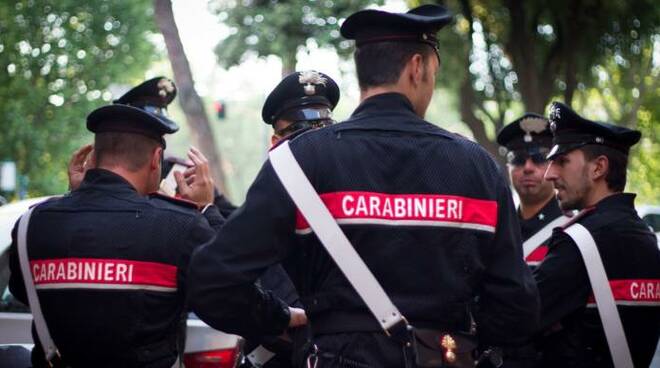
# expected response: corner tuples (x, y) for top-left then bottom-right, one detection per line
(351, 92), (417, 118)
(518, 196), (563, 222)
(339, 92), (455, 139)
(78, 168), (139, 194)
(593, 192), (636, 212)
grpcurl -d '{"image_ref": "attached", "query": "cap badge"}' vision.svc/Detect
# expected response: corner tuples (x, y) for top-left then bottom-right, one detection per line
(157, 78), (175, 98)
(520, 117), (548, 143)
(299, 70), (327, 96)
(549, 103), (561, 121)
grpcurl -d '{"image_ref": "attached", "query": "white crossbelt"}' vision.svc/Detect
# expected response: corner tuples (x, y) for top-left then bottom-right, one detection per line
(269, 141), (405, 333)
(17, 201), (182, 368)
(564, 224), (633, 368)
(17, 205), (60, 362)
(522, 215), (570, 259)
(247, 345), (276, 367)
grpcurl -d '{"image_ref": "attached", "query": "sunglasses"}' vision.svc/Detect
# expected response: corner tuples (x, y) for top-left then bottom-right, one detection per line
(506, 147), (550, 166)
(275, 119), (334, 137)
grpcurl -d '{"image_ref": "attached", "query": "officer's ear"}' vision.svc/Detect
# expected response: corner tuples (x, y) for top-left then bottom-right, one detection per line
(150, 146), (164, 171)
(589, 154), (609, 182)
(408, 53), (425, 87)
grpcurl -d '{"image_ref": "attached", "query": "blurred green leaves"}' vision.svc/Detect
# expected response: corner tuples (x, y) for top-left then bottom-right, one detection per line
(210, 0), (382, 74)
(0, 0), (157, 197)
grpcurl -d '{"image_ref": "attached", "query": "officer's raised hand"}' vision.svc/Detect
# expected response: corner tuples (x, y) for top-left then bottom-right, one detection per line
(68, 144), (94, 191)
(288, 307), (307, 328)
(174, 147), (215, 208)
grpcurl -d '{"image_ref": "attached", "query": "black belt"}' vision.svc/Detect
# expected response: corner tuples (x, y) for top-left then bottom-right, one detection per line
(311, 311), (382, 335)
(311, 311), (471, 336)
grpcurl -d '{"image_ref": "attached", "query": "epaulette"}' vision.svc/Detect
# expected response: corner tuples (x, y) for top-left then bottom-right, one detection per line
(148, 192), (198, 210)
(28, 195), (62, 209)
(560, 206), (596, 229)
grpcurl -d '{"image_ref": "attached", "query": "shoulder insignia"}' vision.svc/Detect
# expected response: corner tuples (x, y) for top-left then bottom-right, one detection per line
(28, 195), (63, 209)
(149, 192), (198, 210)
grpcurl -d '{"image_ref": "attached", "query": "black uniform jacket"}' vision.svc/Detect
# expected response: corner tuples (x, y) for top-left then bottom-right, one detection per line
(8, 169), (221, 368)
(188, 93), (540, 347)
(520, 198), (564, 267)
(534, 193), (660, 367)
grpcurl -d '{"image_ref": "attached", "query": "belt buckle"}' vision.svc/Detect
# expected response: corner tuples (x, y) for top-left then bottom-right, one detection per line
(46, 349), (62, 368)
(385, 316), (412, 343)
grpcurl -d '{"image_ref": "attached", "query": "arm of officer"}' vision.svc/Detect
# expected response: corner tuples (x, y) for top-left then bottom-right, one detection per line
(476, 174), (540, 347)
(8, 220), (28, 305)
(179, 213), (218, 300)
(533, 231), (590, 331)
(187, 160), (299, 339)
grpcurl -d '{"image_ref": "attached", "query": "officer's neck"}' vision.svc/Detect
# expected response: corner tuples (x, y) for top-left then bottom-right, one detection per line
(360, 85), (424, 118)
(583, 181), (618, 209)
(360, 86), (404, 102)
(97, 165), (151, 195)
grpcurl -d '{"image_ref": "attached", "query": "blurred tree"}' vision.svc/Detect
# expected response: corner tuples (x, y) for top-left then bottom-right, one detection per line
(627, 103), (660, 203)
(154, 0), (228, 194)
(0, 0), (157, 197)
(412, 0), (659, 162)
(209, 0), (382, 76)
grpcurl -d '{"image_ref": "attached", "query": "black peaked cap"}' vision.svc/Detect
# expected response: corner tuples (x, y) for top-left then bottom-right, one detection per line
(262, 70), (340, 125)
(546, 101), (641, 160)
(497, 113), (552, 151)
(340, 5), (453, 47)
(87, 77), (179, 143)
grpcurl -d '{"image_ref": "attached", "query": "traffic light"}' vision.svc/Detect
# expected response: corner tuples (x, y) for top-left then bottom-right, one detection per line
(214, 100), (226, 120)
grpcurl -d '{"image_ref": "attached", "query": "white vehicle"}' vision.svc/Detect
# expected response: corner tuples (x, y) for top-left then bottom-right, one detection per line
(0, 197), (243, 368)
(637, 204), (660, 248)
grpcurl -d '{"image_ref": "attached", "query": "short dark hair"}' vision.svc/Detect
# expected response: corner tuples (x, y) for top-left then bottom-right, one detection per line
(94, 132), (160, 172)
(354, 41), (434, 90)
(581, 144), (629, 192)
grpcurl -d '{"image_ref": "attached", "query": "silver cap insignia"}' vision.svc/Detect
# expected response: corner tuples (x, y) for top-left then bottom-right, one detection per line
(520, 117), (548, 142)
(299, 70), (327, 96)
(157, 78), (175, 98)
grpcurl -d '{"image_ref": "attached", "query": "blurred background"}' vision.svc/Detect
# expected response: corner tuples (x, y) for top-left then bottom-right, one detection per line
(0, 0), (658, 205)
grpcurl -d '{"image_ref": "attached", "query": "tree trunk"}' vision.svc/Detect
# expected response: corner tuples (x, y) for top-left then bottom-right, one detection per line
(281, 50), (296, 78)
(456, 0), (505, 169)
(459, 76), (503, 163)
(153, 0), (228, 194)
(504, 0), (549, 114)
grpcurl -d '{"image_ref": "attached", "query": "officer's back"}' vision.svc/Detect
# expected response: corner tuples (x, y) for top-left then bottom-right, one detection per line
(187, 6), (539, 368)
(8, 77), (218, 368)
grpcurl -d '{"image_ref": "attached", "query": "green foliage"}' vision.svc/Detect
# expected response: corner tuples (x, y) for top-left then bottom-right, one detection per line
(0, 0), (157, 197)
(210, 0), (382, 72)
(626, 90), (660, 203)
(416, 0), (659, 201)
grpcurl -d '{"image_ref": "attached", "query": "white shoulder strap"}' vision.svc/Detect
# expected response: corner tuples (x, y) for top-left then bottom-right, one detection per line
(563, 223), (633, 368)
(522, 215), (570, 259)
(17, 206), (61, 362)
(269, 141), (405, 333)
